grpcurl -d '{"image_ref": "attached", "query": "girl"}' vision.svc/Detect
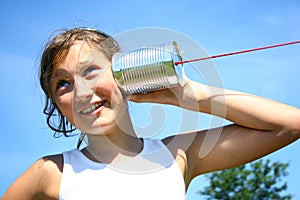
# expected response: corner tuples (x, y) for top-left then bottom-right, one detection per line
(2, 28), (300, 199)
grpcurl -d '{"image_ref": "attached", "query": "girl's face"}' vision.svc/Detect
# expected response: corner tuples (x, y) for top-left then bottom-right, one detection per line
(50, 41), (126, 135)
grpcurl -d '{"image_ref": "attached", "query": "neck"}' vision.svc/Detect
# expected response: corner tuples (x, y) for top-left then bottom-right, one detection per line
(83, 118), (143, 164)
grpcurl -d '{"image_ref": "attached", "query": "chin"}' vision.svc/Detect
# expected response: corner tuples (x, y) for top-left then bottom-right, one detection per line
(85, 120), (118, 135)
(75, 110), (127, 136)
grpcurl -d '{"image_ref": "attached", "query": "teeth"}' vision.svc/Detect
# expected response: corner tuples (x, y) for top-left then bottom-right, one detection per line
(81, 102), (104, 114)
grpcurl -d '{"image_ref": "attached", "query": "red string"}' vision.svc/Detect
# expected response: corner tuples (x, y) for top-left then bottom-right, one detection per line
(174, 40), (300, 66)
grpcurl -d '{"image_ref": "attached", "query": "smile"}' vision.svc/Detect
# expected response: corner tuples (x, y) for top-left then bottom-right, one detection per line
(81, 101), (106, 114)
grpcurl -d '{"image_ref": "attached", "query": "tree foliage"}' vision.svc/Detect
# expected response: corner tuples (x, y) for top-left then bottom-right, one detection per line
(199, 159), (293, 200)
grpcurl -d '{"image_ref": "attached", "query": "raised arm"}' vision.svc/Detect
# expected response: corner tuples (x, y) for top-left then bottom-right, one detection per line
(130, 79), (300, 133)
(130, 79), (300, 180)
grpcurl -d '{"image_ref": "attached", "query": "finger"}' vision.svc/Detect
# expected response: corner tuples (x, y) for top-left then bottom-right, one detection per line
(128, 93), (156, 103)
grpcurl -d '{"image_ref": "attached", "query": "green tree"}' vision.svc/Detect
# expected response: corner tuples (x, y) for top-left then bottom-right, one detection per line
(199, 159), (293, 200)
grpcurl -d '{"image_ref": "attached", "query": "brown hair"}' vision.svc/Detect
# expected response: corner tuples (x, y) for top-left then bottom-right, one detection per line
(39, 28), (120, 147)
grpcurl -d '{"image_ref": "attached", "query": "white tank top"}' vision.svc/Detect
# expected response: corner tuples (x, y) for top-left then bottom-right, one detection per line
(59, 138), (186, 200)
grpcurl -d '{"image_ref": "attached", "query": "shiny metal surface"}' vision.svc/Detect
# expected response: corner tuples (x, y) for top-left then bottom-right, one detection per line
(112, 41), (184, 94)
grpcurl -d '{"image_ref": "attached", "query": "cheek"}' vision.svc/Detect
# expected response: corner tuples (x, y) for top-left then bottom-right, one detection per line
(55, 93), (75, 124)
(95, 71), (123, 99)
(95, 77), (127, 115)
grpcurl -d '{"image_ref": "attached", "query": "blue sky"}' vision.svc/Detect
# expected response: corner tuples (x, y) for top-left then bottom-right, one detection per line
(1, 0), (299, 199)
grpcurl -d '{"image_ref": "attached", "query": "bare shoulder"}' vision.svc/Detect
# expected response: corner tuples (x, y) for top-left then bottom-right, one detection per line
(42, 154), (63, 173)
(2, 154), (63, 200)
(162, 131), (202, 186)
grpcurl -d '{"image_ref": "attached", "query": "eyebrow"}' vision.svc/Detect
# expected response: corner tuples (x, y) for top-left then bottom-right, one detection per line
(51, 68), (69, 79)
(77, 60), (94, 68)
(50, 61), (94, 81)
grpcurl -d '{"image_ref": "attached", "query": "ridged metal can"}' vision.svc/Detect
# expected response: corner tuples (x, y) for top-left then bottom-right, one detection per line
(112, 41), (184, 94)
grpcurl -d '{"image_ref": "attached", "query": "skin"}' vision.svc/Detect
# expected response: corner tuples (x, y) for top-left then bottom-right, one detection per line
(2, 41), (300, 199)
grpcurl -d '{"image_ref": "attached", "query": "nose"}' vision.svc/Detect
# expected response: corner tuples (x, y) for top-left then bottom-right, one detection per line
(74, 78), (94, 102)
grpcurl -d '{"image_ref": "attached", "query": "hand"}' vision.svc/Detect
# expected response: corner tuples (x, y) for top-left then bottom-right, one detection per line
(127, 86), (180, 105)
(127, 79), (204, 112)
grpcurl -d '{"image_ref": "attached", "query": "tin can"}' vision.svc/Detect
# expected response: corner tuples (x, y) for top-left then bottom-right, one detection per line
(112, 41), (184, 94)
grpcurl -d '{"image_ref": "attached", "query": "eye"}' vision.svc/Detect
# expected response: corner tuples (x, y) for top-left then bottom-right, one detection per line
(56, 80), (71, 90)
(83, 66), (98, 77)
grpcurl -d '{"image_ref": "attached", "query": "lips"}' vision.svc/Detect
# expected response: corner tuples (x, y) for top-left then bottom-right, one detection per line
(80, 101), (106, 114)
